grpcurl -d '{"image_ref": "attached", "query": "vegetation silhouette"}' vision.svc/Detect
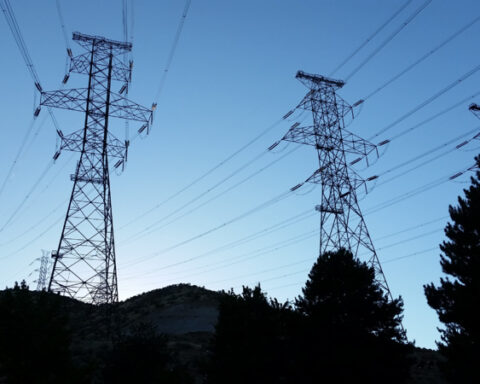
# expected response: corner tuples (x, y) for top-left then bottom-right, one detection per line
(0, 281), (86, 383)
(103, 321), (192, 384)
(424, 155), (480, 383)
(206, 284), (297, 384)
(296, 248), (412, 383)
(207, 249), (413, 383)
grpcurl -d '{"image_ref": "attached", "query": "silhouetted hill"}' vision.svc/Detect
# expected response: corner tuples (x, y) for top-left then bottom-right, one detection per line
(0, 284), (445, 383)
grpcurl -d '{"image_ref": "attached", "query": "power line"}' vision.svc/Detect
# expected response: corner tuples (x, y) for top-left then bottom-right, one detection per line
(121, 36), (476, 243)
(126, 223), (317, 278)
(125, 194), (451, 287)
(329, 0), (412, 76)
(382, 246), (438, 264)
(208, 225), (443, 290)
(0, 0), (61, 130)
(122, 208), (315, 270)
(126, 188), (294, 267)
(120, 100), (477, 285)
(120, 112), (296, 231)
(388, 91), (480, 142)
(138, 223), (442, 287)
(0, 0), (61, 202)
(135, 82), (465, 255)
(0, 118), (37, 200)
(363, 14), (480, 101)
(154, 0), (192, 102)
(55, 0), (71, 54)
(372, 227), (443, 254)
(122, 0), (128, 43)
(9, 94), (470, 282)
(344, 0), (432, 81)
(122, 149), (269, 242)
(376, 135), (479, 189)
(127, 212), (445, 284)
(0, 154), (75, 236)
(130, 162), (471, 278)
(369, 64), (480, 140)
(0, 159), (54, 232)
(376, 126), (480, 182)
(119, 111), (477, 275)
(267, 247), (438, 293)
(121, 145), (301, 245)
(125, 229), (318, 284)
(0, 214), (64, 261)
(365, 163), (475, 215)
(6, 92), (468, 260)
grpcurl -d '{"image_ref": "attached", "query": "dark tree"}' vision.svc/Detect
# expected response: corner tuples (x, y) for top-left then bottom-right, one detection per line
(424, 156), (480, 383)
(102, 322), (191, 384)
(207, 285), (297, 384)
(295, 248), (412, 383)
(0, 281), (84, 383)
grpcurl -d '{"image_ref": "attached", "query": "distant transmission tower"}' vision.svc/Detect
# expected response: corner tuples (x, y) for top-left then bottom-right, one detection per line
(29, 250), (51, 291)
(278, 71), (392, 297)
(39, 32), (152, 304)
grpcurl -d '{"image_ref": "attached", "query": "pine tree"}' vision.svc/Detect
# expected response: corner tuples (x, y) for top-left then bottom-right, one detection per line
(295, 248), (411, 383)
(424, 155), (480, 383)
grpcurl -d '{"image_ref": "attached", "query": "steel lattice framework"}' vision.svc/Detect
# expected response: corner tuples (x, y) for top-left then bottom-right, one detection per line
(41, 32), (152, 304)
(34, 250), (51, 291)
(281, 70), (392, 297)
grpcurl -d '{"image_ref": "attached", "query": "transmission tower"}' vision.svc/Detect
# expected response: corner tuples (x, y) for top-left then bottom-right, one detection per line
(29, 250), (51, 291)
(279, 71), (392, 297)
(39, 32), (153, 304)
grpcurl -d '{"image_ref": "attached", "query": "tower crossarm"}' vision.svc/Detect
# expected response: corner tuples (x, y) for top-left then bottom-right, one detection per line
(57, 128), (128, 160)
(296, 70), (344, 89)
(469, 103), (480, 119)
(282, 125), (378, 158)
(72, 31), (132, 54)
(304, 166), (371, 193)
(41, 89), (152, 123)
(109, 93), (153, 122)
(41, 88), (88, 112)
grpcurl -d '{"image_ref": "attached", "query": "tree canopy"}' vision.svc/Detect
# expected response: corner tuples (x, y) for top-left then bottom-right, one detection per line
(295, 248), (411, 383)
(208, 249), (412, 383)
(424, 155), (480, 383)
(0, 281), (82, 383)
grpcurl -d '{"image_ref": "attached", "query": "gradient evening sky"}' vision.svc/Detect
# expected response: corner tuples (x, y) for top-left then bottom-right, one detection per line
(1, 0), (480, 348)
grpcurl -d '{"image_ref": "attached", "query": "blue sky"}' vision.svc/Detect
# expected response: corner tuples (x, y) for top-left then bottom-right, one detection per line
(1, 0), (480, 349)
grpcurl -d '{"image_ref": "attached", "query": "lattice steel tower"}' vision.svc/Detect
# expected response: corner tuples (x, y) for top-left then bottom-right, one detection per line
(31, 250), (51, 291)
(279, 71), (392, 297)
(39, 32), (152, 304)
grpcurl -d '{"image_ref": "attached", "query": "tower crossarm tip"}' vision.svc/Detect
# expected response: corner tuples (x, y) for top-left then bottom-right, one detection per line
(72, 31), (132, 53)
(305, 166), (367, 191)
(468, 103), (480, 111)
(469, 103), (480, 119)
(109, 93), (153, 123)
(296, 70), (345, 89)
